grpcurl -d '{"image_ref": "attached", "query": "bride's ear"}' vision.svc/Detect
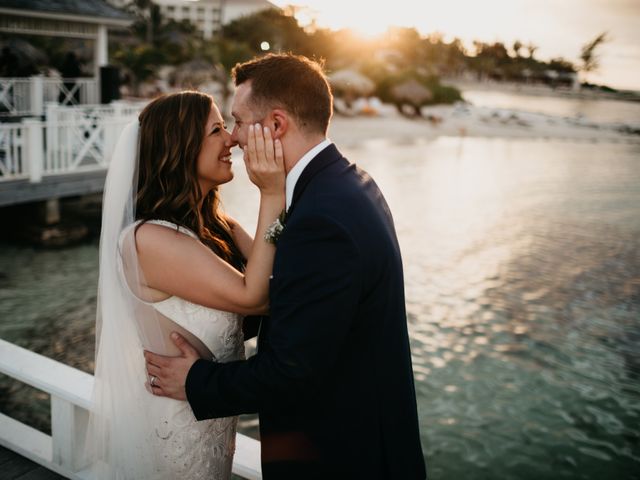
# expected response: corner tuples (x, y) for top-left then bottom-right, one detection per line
(271, 109), (288, 139)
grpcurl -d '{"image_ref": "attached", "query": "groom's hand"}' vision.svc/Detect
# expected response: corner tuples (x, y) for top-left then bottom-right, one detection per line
(144, 332), (199, 401)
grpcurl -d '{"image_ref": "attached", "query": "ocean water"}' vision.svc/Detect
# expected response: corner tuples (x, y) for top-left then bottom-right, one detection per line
(1, 133), (639, 478)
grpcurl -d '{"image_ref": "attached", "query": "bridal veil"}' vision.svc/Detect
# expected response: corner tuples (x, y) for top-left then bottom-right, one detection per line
(81, 121), (179, 478)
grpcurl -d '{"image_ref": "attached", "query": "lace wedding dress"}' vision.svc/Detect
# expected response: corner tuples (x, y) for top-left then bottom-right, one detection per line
(118, 219), (245, 479)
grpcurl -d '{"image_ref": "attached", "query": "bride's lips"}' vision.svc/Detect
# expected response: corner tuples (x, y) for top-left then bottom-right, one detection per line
(219, 153), (232, 165)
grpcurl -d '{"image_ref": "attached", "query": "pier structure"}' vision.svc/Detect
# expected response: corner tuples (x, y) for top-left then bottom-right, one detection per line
(0, 100), (145, 207)
(0, 0), (138, 208)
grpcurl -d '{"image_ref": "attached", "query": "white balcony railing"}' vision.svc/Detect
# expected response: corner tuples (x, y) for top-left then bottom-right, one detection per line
(0, 101), (146, 182)
(0, 338), (262, 479)
(0, 76), (100, 117)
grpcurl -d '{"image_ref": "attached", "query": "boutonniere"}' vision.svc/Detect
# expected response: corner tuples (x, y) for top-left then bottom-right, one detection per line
(264, 209), (288, 245)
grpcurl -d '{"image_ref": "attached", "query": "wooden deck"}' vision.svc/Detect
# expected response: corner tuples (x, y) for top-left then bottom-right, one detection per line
(0, 170), (106, 207)
(0, 446), (65, 480)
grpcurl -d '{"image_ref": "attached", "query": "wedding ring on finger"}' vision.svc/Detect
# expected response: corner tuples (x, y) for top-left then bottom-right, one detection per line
(149, 375), (157, 387)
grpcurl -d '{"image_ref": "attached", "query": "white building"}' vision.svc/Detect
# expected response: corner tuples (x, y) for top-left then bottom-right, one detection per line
(108, 0), (277, 39)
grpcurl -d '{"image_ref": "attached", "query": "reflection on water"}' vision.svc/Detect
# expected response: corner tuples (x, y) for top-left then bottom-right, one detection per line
(1, 137), (640, 479)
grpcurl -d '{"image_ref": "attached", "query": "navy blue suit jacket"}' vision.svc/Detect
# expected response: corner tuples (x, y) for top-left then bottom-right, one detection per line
(186, 144), (426, 479)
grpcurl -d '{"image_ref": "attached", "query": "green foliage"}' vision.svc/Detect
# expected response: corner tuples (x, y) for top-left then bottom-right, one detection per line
(222, 8), (312, 56)
(214, 39), (255, 73)
(429, 83), (463, 104)
(112, 43), (164, 86)
(18, 3), (593, 100)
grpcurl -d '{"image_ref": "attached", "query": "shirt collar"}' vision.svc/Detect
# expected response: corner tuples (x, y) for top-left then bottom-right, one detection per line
(285, 138), (332, 210)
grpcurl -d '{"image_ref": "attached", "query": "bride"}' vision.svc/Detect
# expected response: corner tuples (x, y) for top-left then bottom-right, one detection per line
(83, 91), (284, 479)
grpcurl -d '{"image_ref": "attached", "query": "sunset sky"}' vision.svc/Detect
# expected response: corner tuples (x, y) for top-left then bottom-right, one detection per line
(269, 0), (640, 91)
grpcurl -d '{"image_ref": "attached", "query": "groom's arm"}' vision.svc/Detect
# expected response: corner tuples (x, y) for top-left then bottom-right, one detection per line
(242, 315), (263, 341)
(185, 213), (361, 419)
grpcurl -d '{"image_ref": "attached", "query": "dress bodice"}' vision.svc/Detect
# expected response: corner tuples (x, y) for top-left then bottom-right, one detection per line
(117, 219), (244, 479)
(151, 295), (244, 363)
(120, 219), (245, 363)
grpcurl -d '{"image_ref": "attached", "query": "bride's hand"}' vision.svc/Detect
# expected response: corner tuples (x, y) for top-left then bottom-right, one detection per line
(244, 123), (285, 196)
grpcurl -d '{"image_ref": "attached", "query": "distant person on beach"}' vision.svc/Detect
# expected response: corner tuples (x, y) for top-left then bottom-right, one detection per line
(144, 54), (427, 479)
(85, 91), (285, 478)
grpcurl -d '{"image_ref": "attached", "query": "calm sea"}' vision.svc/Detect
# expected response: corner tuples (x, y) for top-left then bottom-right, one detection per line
(1, 96), (639, 479)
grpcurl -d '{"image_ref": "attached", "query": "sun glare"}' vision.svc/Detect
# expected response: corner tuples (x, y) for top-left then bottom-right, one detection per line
(270, 0), (640, 90)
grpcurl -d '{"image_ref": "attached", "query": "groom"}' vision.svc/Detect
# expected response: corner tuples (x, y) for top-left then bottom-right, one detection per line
(145, 53), (426, 479)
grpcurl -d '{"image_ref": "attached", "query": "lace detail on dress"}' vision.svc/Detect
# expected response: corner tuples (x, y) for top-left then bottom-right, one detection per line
(144, 219), (199, 240)
(155, 403), (238, 479)
(148, 297), (244, 479)
(118, 219), (244, 479)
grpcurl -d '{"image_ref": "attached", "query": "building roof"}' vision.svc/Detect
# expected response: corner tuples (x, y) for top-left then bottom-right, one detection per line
(0, 0), (131, 21)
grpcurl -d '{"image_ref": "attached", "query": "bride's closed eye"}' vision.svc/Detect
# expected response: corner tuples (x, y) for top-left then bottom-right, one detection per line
(209, 124), (226, 136)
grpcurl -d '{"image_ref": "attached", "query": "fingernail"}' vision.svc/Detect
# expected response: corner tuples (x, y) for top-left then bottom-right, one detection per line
(171, 332), (179, 340)
(249, 124), (253, 131)
(255, 123), (261, 129)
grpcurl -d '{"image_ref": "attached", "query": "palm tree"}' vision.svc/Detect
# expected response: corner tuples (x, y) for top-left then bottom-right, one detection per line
(580, 32), (609, 75)
(126, 0), (157, 44)
(525, 42), (538, 59)
(512, 40), (523, 58)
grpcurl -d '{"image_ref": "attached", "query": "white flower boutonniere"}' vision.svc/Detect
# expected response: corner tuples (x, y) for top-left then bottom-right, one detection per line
(264, 209), (288, 245)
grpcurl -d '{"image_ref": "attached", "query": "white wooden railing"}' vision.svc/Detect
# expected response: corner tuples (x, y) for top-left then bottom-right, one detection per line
(0, 101), (146, 182)
(0, 338), (262, 479)
(0, 121), (24, 178)
(0, 76), (100, 117)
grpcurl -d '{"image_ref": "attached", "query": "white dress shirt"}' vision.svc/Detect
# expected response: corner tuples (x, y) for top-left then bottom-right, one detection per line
(285, 138), (332, 210)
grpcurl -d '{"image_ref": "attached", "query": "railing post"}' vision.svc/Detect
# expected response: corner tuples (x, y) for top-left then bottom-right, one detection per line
(30, 75), (44, 116)
(95, 25), (108, 79)
(23, 118), (44, 183)
(45, 102), (60, 173)
(51, 396), (89, 471)
(102, 101), (124, 164)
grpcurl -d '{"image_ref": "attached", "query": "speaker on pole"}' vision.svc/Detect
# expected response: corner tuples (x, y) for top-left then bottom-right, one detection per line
(100, 65), (121, 104)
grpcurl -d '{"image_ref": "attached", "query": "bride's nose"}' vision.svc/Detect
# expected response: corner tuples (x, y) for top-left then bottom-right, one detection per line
(224, 129), (237, 147)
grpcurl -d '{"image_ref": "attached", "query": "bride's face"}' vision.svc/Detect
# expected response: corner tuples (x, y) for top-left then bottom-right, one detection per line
(196, 104), (235, 191)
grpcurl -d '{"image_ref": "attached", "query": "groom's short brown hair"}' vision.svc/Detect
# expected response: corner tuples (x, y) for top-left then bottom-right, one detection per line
(232, 53), (333, 135)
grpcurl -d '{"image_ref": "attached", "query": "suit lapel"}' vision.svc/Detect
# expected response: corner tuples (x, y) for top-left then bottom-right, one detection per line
(289, 144), (342, 214)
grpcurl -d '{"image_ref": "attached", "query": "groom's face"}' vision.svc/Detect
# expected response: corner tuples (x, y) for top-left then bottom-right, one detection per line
(230, 82), (265, 150)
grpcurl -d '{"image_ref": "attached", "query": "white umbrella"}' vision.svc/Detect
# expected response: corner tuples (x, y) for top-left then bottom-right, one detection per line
(390, 78), (433, 106)
(328, 69), (375, 96)
(170, 59), (225, 87)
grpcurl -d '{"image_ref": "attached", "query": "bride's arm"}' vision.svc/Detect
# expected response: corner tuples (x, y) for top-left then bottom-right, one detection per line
(136, 125), (284, 315)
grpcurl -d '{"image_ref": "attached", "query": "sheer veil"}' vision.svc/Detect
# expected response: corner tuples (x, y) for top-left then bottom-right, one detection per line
(81, 121), (175, 478)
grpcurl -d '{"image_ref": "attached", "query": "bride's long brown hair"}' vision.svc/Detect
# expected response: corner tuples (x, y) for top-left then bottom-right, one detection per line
(135, 91), (244, 269)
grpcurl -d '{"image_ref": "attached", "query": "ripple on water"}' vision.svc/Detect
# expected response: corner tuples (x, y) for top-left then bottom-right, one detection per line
(3, 138), (640, 478)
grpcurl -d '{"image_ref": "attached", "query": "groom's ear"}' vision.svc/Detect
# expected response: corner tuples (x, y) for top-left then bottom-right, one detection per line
(271, 109), (288, 139)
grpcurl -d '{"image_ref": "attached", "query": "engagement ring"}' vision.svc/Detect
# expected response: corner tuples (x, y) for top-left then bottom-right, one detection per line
(150, 375), (157, 387)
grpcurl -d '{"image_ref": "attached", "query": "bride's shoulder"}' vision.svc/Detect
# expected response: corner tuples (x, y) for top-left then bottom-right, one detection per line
(132, 220), (200, 254)
(135, 219), (198, 239)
